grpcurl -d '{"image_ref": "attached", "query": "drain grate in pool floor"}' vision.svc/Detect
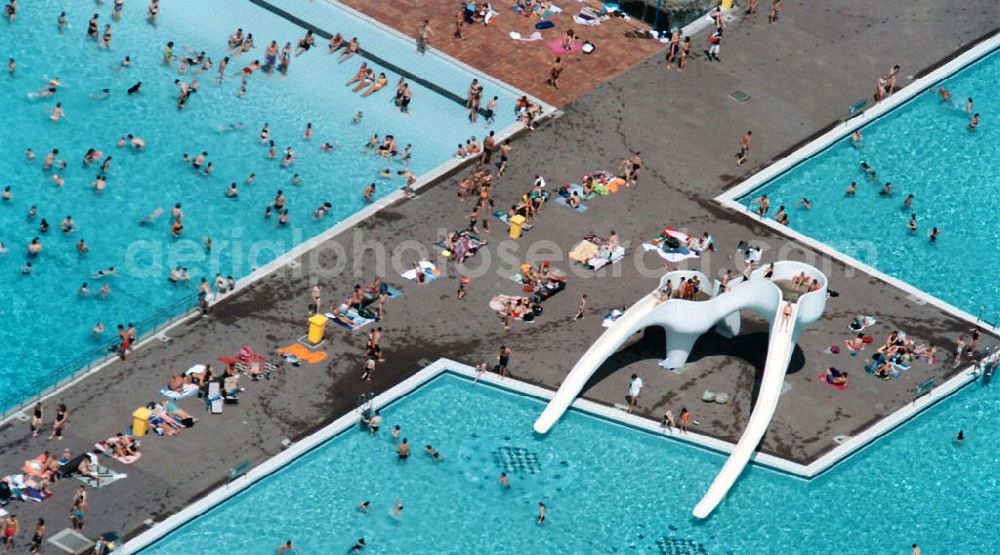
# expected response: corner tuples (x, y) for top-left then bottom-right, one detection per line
(492, 446), (541, 474)
(656, 536), (709, 555)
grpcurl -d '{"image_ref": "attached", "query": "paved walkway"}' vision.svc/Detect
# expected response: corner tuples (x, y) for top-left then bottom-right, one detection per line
(337, 0), (664, 106)
(1, 1), (996, 548)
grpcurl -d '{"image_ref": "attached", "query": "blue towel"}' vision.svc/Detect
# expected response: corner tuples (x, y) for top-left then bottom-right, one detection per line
(385, 286), (403, 298)
(555, 197), (588, 212)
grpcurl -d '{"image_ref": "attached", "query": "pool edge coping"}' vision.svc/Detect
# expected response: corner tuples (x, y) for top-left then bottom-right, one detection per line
(120, 355), (986, 553)
(714, 33), (1000, 338)
(0, 0), (560, 428)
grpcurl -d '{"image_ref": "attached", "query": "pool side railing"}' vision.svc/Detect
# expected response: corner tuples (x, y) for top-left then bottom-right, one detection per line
(0, 293), (200, 421)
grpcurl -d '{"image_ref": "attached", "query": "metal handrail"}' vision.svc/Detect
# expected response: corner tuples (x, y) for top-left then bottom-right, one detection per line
(0, 292), (201, 419)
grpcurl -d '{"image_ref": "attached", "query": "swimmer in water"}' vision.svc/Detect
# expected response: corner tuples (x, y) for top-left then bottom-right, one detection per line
(291, 174), (302, 186)
(218, 122), (244, 133)
(77, 239), (89, 254)
(846, 181), (857, 196)
(796, 197), (812, 209)
(92, 322), (104, 336)
(50, 102), (66, 121)
(933, 86), (951, 102)
(363, 182), (376, 201)
(393, 498), (404, 518)
(964, 97), (973, 113)
(860, 161), (876, 180)
(499, 472), (510, 489)
(880, 182), (892, 196)
(34, 77), (63, 98)
(424, 445), (443, 462)
(141, 207), (164, 225)
(226, 183), (238, 197)
(127, 81), (142, 95)
(968, 113), (979, 130)
(352, 111), (362, 124)
(908, 213), (917, 232)
(92, 88), (111, 101)
(903, 194), (914, 209)
(24, 148), (35, 161)
(357, 501), (370, 513)
(928, 227), (940, 242)
(379, 168), (392, 179)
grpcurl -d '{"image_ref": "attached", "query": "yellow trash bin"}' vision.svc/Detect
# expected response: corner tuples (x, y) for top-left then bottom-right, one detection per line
(308, 314), (328, 344)
(509, 215), (526, 239)
(132, 407), (151, 437)
(721, 0), (734, 9)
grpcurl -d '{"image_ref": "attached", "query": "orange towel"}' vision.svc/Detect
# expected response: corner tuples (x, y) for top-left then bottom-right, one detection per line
(607, 178), (624, 192)
(279, 343), (328, 364)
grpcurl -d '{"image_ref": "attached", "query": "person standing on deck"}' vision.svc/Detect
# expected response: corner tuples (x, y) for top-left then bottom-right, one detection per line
(417, 20), (432, 53)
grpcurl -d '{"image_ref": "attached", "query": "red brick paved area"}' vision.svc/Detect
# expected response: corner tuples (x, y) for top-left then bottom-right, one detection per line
(339, 0), (665, 106)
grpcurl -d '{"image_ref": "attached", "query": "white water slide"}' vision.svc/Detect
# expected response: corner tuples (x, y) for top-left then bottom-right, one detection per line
(533, 261), (827, 518)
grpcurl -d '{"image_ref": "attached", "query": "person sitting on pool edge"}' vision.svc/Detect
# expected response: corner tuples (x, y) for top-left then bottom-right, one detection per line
(822, 367), (848, 386)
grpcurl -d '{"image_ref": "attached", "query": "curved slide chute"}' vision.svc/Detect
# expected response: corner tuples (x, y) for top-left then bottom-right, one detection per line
(533, 261), (827, 517)
(691, 302), (797, 518)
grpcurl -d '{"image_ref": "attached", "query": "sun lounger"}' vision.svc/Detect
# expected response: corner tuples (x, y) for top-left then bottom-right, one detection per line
(207, 381), (223, 414)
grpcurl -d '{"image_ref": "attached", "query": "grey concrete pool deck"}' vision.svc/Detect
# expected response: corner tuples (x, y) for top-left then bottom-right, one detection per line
(1, 1), (997, 547)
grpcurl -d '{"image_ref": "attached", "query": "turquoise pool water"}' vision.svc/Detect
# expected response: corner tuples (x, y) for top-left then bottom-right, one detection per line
(739, 49), (1000, 322)
(141, 372), (999, 554)
(0, 0), (518, 410)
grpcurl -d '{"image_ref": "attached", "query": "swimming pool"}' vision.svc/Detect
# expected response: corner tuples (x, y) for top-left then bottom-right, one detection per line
(137, 370), (999, 554)
(735, 48), (999, 323)
(0, 0), (520, 411)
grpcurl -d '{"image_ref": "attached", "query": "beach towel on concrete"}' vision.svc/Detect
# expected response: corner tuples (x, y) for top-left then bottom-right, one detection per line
(539, 4), (563, 19)
(159, 383), (199, 400)
(509, 30), (544, 41)
(818, 373), (849, 391)
(585, 245), (625, 270)
(548, 39), (585, 54)
(555, 196), (588, 212)
(401, 260), (441, 282)
(278, 343), (328, 364)
(326, 305), (377, 332)
(207, 381), (223, 414)
(74, 464), (127, 488)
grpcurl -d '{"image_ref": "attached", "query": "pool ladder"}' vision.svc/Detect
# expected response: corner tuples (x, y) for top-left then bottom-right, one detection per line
(356, 392), (375, 414)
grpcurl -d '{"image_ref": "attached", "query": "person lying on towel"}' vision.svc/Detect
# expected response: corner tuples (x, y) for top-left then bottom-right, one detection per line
(822, 367), (848, 386)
